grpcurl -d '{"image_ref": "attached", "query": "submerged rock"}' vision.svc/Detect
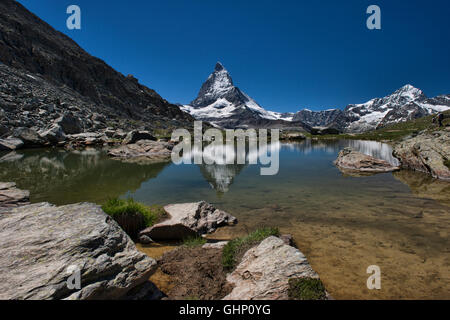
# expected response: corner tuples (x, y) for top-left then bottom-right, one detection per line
(139, 201), (237, 241)
(223, 236), (322, 300)
(393, 131), (450, 181)
(0, 182), (29, 208)
(0, 202), (157, 300)
(108, 140), (174, 163)
(334, 147), (400, 174)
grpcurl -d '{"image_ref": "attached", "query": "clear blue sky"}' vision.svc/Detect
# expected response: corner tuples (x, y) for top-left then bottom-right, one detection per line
(16, 0), (450, 112)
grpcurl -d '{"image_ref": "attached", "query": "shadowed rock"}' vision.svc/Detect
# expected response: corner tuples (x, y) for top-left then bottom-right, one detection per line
(139, 201), (237, 241)
(0, 202), (158, 300)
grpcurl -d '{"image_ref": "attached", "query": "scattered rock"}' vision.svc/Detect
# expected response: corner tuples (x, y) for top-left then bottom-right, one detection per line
(0, 182), (29, 208)
(0, 202), (157, 300)
(139, 201), (237, 241)
(108, 140), (174, 163)
(55, 113), (83, 135)
(39, 124), (66, 144)
(202, 241), (229, 249)
(12, 127), (43, 147)
(393, 131), (450, 180)
(0, 137), (24, 151)
(123, 130), (156, 145)
(139, 235), (154, 245)
(334, 148), (400, 174)
(223, 236), (322, 300)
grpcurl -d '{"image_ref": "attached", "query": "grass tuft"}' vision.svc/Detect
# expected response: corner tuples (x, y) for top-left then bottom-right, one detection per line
(222, 227), (280, 271)
(182, 236), (207, 247)
(288, 278), (327, 300)
(102, 198), (166, 239)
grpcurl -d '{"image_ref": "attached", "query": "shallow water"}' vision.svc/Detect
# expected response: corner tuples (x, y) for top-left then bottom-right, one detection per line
(0, 140), (448, 299)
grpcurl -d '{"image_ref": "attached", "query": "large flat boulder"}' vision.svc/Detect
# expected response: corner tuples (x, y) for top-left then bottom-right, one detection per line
(139, 201), (237, 241)
(108, 140), (174, 163)
(334, 147), (399, 174)
(0, 182), (29, 208)
(393, 131), (450, 181)
(0, 202), (157, 300)
(223, 236), (322, 300)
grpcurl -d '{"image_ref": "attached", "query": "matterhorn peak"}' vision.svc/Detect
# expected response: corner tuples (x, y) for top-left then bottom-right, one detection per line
(215, 62), (226, 72)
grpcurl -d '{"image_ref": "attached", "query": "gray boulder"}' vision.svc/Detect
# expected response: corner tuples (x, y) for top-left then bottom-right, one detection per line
(39, 124), (66, 144)
(223, 236), (322, 300)
(139, 201), (237, 240)
(0, 202), (157, 300)
(108, 140), (174, 163)
(55, 113), (83, 134)
(0, 182), (29, 208)
(0, 137), (24, 151)
(334, 148), (400, 174)
(13, 127), (43, 147)
(123, 130), (157, 145)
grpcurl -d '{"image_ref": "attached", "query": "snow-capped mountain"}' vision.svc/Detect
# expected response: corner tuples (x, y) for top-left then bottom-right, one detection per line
(292, 85), (450, 132)
(181, 63), (297, 128)
(181, 63), (449, 132)
(344, 85), (450, 132)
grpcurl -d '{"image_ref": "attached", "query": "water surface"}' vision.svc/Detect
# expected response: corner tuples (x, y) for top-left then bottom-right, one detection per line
(0, 140), (448, 299)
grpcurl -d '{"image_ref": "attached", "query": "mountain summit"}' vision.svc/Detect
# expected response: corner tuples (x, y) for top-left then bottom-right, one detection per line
(182, 63), (296, 128)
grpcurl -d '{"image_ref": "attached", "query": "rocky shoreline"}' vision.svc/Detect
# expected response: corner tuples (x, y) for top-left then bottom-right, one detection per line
(0, 185), (326, 300)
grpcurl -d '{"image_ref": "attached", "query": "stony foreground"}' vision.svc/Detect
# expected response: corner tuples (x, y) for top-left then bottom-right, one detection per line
(393, 130), (450, 181)
(0, 202), (157, 300)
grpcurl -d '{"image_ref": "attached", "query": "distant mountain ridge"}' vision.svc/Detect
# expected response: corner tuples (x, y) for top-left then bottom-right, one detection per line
(182, 63), (450, 132)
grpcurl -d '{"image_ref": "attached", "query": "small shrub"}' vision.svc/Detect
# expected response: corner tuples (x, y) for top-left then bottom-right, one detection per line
(222, 227), (280, 271)
(183, 236), (207, 247)
(102, 198), (166, 239)
(288, 278), (327, 300)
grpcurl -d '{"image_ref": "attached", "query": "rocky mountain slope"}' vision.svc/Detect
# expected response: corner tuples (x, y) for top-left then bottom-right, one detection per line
(181, 63), (307, 130)
(0, 0), (193, 143)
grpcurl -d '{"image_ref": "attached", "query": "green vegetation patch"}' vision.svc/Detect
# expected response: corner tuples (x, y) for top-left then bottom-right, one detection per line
(222, 227), (280, 271)
(102, 198), (166, 239)
(288, 278), (327, 300)
(182, 236), (207, 247)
